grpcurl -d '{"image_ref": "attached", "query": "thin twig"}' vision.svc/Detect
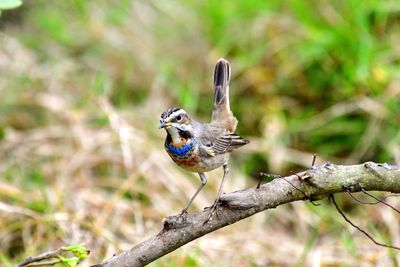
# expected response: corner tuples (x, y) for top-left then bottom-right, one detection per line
(22, 259), (60, 267)
(329, 194), (400, 250)
(347, 190), (380, 205)
(18, 248), (64, 267)
(311, 154), (317, 168)
(361, 188), (400, 215)
(347, 190), (400, 205)
(257, 173), (263, 189)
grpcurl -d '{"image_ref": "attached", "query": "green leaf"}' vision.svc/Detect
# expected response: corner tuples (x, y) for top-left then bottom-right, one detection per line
(62, 243), (90, 260)
(0, 0), (22, 10)
(57, 255), (79, 267)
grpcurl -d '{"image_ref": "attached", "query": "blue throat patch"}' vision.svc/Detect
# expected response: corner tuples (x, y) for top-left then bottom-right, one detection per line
(166, 140), (195, 157)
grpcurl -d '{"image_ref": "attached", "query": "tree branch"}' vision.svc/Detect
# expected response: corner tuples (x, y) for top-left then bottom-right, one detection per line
(92, 162), (400, 267)
(18, 243), (89, 267)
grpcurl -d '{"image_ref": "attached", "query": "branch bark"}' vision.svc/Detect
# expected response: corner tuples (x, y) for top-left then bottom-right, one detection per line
(92, 162), (400, 267)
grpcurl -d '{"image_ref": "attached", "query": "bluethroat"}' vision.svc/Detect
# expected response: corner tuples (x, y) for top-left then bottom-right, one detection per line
(159, 58), (249, 220)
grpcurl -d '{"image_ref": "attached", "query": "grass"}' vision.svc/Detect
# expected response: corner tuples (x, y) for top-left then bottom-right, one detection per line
(0, 0), (400, 266)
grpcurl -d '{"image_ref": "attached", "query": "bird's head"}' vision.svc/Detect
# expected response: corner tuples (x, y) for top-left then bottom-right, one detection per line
(159, 107), (192, 133)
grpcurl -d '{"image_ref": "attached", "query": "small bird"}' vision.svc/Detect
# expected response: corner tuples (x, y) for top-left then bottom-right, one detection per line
(159, 58), (249, 220)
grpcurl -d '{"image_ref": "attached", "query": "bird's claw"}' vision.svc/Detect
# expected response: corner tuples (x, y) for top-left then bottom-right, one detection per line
(203, 200), (221, 224)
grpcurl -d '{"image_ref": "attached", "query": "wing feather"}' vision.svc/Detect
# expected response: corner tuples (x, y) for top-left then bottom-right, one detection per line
(211, 133), (249, 155)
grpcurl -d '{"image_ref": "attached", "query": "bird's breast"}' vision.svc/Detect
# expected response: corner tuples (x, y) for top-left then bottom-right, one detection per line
(165, 139), (196, 157)
(165, 139), (201, 171)
(164, 138), (229, 172)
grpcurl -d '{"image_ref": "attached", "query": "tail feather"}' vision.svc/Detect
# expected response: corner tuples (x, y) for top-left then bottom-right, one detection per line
(213, 58), (231, 108)
(211, 58), (238, 132)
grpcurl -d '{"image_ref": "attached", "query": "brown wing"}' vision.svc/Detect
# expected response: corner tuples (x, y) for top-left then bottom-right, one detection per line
(211, 133), (249, 155)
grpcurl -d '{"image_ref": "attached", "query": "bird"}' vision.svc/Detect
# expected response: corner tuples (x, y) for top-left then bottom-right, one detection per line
(159, 58), (249, 221)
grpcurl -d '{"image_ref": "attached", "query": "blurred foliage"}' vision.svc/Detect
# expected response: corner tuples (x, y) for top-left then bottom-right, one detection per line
(0, 0), (22, 13)
(0, 0), (400, 266)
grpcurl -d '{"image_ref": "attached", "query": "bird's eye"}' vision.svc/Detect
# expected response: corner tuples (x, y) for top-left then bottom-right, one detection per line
(176, 115), (182, 121)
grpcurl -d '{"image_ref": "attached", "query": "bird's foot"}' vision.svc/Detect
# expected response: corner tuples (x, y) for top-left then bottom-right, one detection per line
(203, 199), (221, 224)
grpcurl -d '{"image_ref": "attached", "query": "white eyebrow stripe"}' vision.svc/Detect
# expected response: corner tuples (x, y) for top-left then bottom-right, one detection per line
(167, 109), (186, 120)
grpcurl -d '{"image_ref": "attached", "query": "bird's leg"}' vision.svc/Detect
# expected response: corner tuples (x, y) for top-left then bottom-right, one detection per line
(205, 164), (229, 223)
(180, 172), (207, 215)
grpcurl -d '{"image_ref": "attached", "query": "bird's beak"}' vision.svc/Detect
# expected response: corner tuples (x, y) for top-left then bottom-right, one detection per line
(159, 121), (170, 129)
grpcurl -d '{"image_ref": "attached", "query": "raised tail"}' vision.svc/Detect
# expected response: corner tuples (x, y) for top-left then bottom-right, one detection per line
(211, 58), (238, 132)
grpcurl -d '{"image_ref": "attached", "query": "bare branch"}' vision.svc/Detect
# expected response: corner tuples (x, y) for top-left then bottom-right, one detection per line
(361, 188), (400, 214)
(329, 194), (400, 250)
(91, 162), (400, 267)
(18, 248), (64, 267)
(18, 244), (89, 267)
(347, 190), (400, 205)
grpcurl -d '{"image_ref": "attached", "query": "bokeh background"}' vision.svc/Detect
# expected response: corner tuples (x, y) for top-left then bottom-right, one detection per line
(1, 0), (400, 266)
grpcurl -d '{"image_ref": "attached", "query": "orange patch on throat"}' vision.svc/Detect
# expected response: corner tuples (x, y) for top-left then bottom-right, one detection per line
(174, 138), (189, 148)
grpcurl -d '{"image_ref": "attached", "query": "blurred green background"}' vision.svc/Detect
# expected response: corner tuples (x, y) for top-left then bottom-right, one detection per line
(0, 0), (399, 266)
